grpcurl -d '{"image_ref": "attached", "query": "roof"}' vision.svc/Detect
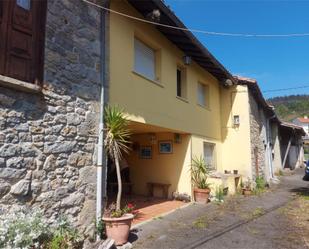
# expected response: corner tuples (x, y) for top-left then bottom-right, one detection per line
(234, 75), (278, 119)
(234, 76), (306, 136)
(295, 117), (309, 123)
(127, 0), (235, 85)
(280, 122), (306, 136)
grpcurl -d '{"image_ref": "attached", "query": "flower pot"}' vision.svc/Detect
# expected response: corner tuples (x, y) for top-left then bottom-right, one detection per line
(242, 188), (252, 196)
(233, 170), (238, 175)
(194, 188), (210, 203)
(103, 213), (134, 246)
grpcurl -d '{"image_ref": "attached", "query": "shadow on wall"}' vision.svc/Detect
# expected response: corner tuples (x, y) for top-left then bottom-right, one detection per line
(126, 132), (191, 198)
(220, 86), (237, 142)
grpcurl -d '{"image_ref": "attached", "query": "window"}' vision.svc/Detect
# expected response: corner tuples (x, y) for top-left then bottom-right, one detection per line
(197, 82), (209, 107)
(17, 0), (31, 10)
(134, 38), (156, 81)
(176, 67), (187, 99)
(0, 0), (46, 84)
(203, 143), (216, 170)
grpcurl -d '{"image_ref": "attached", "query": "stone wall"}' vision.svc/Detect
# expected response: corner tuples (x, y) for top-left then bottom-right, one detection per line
(0, 0), (101, 238)
(248, 93), (267, 180)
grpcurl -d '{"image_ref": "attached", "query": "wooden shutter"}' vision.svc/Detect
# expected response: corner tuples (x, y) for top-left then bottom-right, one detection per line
(1, 0), (46, 84)
(134, 38), (156, 80)
(0, 0), (10, 75)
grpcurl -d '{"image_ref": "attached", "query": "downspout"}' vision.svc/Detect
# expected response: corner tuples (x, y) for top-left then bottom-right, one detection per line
(96, 0), (109, 236)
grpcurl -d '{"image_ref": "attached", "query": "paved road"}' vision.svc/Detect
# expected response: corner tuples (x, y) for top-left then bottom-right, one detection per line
(131, 169), (309, 249)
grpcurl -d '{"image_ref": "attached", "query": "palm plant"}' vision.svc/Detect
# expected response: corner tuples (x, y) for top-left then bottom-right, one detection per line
(190, 156), (211, 189)
(104, 106), (131, 211)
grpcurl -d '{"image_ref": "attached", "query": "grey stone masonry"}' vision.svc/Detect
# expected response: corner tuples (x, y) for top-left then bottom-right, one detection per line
(249, 92), (267, 180)
(0, 0), (101, 241)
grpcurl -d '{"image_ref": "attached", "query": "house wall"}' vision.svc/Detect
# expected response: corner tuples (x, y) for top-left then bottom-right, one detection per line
(109, 0), (222, 140)
(0, 0), (101, 239)
(220, 85), (252, 179)
(127, 133), (192, 198)
(248, 92), (268, 180)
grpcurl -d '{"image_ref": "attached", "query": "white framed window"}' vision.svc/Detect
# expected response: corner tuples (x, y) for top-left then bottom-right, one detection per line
(134, 38), (156, 81)
(197, 82), (207, 107)
(203, 142), (216, 170)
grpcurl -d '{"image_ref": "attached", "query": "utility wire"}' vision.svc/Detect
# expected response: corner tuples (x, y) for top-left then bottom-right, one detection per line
(263, 85), (309, 93)
(83, 0), (309, 38)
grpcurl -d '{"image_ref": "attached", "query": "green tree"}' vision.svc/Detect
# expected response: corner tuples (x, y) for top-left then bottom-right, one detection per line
(104, 106), (131, 211)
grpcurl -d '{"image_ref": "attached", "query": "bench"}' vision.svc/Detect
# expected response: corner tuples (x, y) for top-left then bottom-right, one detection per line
(147, 182), (171, 199)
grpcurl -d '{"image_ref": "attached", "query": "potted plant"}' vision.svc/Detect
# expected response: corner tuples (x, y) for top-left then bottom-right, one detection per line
(242, 178), (252, 196)
(102, 106), (133, 246)
(190, 156), (211, 203)
(103, 203), (135, 245)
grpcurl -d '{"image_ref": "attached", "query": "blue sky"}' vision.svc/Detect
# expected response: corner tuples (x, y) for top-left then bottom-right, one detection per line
(165, 0), (309, 98)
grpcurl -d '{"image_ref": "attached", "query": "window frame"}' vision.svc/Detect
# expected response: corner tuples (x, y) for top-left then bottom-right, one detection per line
(203, 142), (216, 171)
(133, 37), (157, 82)
(197, 82), (210, 108)
(176, 66), (187, 100)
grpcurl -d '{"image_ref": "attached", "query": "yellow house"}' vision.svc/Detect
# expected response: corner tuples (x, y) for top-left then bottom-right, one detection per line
(107, 0), (247, 199)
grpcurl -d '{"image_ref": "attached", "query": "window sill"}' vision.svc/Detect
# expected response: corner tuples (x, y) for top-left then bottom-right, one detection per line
(132, 71), (163, 88)
(176, 96), (189, 103)
(0, 75), (41, 93)
(197, 103), (211, 111)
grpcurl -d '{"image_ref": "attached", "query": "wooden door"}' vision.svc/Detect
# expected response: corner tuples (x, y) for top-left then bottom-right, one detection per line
(0, 0), (11, 75)
(1, 0), (46, 84)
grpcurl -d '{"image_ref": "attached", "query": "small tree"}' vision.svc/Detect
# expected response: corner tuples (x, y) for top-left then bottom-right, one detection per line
(190, 156), (211, 189)
(104, 106), (131, 211)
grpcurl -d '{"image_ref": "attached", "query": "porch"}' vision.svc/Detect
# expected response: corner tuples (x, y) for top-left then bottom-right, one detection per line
(106, 121), (192, 224)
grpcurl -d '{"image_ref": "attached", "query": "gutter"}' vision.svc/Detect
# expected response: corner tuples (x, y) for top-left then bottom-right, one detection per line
(96, 0), (110, 237)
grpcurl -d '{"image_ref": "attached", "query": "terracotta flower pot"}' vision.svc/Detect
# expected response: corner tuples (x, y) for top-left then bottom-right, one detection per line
(242, 188), (252, 196)
(103, 213), (134, 246)
(194, 188), (210, 203)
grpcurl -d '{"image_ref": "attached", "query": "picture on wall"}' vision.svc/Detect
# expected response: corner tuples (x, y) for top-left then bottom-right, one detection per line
(140, 146), (152, 159)
(159, 141), (173, 154)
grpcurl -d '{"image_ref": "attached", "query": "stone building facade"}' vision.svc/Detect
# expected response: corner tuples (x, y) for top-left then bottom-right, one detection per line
(0, 0), (101, 237)
(248, 92), (268, 180)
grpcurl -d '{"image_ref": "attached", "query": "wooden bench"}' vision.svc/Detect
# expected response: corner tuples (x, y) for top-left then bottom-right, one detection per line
(147, 182), (171, 199)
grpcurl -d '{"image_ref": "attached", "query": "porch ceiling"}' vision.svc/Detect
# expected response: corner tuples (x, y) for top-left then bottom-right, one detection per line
(128, 121), (187, 134)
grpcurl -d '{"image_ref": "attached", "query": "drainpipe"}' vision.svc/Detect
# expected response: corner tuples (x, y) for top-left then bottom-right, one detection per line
(96, 0), (109, 237)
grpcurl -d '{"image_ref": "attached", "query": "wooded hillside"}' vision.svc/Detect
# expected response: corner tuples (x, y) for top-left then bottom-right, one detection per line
(267, 94), (309, 121)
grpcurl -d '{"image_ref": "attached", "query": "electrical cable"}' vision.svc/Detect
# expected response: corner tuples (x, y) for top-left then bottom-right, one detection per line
(82, 0), (309, 38)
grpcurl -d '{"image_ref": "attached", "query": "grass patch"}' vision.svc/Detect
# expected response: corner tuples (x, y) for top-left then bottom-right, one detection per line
(192, 216), (208, 229)
(153, 216), (163, 220)
(251, 207), (265, 218)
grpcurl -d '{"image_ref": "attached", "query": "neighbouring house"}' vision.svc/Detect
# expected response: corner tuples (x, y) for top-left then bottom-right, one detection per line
(222, 76), (281, 183)
(279, 122), (305, 170)
(292, 116), (309, 135)
(292, 116), (309, 146)
(0, 0), (103, 240)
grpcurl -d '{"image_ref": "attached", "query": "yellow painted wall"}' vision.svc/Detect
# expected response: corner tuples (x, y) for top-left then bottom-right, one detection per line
(109, 0), (256, 197)
(109, 0), (222, 140)
(127, 133), (191, 198)
(220, 85), (253, 179)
